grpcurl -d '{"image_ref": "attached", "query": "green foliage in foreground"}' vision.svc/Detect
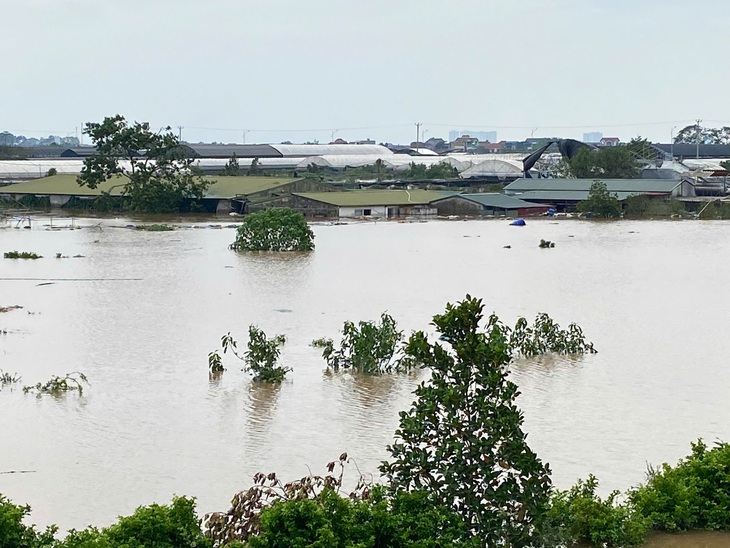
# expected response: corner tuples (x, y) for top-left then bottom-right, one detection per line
(545, 475), (649, 547)
(0, 494), (57, 548)
(629, 439), (730, 532)
(231, 208), (314, 252)
(4, 251), (42, 259)
(0, 495), (210, 548)
(248, 488), (477, 548)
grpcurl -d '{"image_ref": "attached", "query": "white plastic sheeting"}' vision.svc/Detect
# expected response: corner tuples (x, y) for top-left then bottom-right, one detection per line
(296, 155), (470, 172)
(460, 159), (525, 179)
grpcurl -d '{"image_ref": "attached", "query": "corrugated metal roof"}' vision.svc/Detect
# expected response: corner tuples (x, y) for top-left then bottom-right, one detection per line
(447, 193), (549, 209)
(183, 144), (281, 159)
(505, 178), (681, 193)
(205, 177), (298, 199)
(293, 190), (455, 207)
(0, 174), (299, 199)
(271, 144), (393, 157)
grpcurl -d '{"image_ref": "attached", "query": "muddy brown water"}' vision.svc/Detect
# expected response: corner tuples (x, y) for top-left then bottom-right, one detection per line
(1, 217), (730, 545)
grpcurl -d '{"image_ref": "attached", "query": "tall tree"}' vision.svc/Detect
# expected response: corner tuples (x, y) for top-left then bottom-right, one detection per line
(77, 114), (210, 213)
(381, 296), (596, 547)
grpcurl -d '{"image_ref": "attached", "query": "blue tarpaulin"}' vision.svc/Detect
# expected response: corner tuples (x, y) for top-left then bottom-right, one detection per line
(510, 218), (526, 226)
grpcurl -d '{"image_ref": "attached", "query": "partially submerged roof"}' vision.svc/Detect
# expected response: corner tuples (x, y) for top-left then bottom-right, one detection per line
(205, 177), (298, 199)
(293, 189), (455, 207)
(0, 174), (128, 196)
(0, 174), (300, 199)
(505, 178), (682, 194)
(437, 193), (548, 209)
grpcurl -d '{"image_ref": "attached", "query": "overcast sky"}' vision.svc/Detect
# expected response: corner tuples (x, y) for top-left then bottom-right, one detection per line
(3, 0), (729, 145)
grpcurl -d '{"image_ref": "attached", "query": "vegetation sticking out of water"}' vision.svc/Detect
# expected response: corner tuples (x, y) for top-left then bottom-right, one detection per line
(135, 224), (175, 231)
(22, 372), (88, 396)
(4, 251), (42, 259)
(2, 297), (728, 547)
(209, 326), (290, 383)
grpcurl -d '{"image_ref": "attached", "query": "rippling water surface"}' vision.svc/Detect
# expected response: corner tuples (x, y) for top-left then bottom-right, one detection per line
(1, 217), (730, 542)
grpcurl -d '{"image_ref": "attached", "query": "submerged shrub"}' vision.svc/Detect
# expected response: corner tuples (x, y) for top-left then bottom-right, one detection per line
(230, 208), (314, 251)
(23, 372), (88, 396)
(208, 326), (290, 383)
(4, 251), (42, 259)
(312, 313), (406, 375)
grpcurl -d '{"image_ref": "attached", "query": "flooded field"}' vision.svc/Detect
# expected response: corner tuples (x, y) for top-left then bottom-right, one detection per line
(1, 216), (730, 545)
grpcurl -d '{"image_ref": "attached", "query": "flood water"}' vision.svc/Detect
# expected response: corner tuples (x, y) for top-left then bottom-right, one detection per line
(1, 217), (730, 546)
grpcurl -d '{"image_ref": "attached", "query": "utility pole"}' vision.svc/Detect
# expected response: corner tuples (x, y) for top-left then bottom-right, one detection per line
(243, 130), (250, 144)
(696, 119), (702, 159)
(415, 122), (422, 152)
(670, 126), (676, 160)
(177, 126), (184, 142)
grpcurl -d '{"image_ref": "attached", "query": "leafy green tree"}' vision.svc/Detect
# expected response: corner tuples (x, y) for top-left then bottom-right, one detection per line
(576, 181), (622, 218)
(569, 146), (640, 179)
(720, 160), (730, 170)
(312, 313), (406, 375)
(380, 296), (596, 547)
(220, 153), (240, 176)
(230, 208), (314, 251)
(77, 114), (210, 213)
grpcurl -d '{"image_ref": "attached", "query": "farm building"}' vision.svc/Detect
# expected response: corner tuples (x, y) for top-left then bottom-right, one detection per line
(268, 190), (457, 219)
(431, 193), (552, 217)
(504, 178), (693, 211)
(0, 174), (333, 213)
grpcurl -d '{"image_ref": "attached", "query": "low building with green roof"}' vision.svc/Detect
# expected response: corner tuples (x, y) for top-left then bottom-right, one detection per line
(0, 174), (333, 212)
(430, 193), (552, 217)
(284, 189), (457, 219)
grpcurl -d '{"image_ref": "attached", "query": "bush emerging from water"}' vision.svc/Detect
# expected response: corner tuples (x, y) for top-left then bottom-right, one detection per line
(4, 251), (42, 259)
(230, 208), (314, 251)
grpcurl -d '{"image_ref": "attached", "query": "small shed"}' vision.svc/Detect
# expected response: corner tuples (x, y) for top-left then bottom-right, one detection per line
(431, 193), (552, 217)
(289, 190), (456, 219)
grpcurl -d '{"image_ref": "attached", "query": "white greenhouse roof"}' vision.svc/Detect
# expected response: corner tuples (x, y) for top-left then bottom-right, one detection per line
(460, 159), (524, 178)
